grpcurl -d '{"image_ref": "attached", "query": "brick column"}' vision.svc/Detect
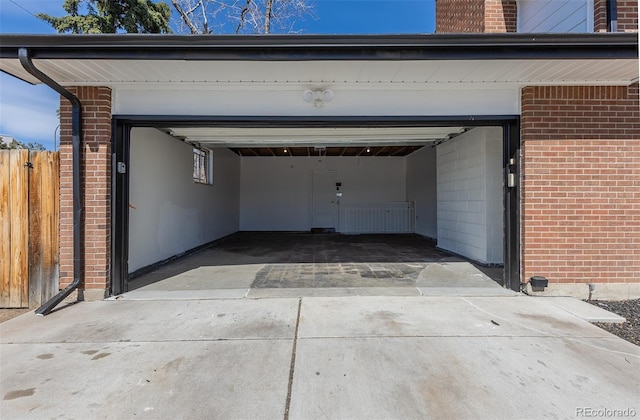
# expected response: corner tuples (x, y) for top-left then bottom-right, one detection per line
(617, 0), (639, 32)
(594, 0), (608, 32)
(436, 0), (486, 33)
(595, 0), (639, 32)
(520, 83), (640, 297)
(435, 0), (517, 33)
(484, 0), (517, 32)
(59, 87), (112, 299)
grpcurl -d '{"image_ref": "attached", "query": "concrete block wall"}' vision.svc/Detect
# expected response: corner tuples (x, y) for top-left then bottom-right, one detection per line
(485, 134), (504, 263)
(58, 87), (112, 295)
(521, 83), (640, 290)
(436, 127), (503, 264)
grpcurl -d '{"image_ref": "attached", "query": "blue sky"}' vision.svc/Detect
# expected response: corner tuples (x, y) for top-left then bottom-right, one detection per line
(0, 0), (435, 150)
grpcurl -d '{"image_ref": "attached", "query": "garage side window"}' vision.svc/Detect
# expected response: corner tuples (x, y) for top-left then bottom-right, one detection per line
(193, 147), (212, 185)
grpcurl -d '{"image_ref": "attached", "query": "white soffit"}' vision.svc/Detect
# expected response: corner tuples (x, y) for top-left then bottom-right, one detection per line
(164, 126), (467, 147)
(1, 58), (637, 87)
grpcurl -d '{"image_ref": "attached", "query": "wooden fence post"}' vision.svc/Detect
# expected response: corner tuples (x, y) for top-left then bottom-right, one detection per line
(0, 151), (11, 306)
(29, 151), (60, 307)
(8, 150), (29, 308)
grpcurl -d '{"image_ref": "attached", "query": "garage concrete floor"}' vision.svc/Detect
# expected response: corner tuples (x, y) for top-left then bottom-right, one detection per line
(126, 233), (509, 299)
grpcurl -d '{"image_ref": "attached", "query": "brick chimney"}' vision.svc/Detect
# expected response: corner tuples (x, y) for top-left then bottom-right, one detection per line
(435, 0), (517, 33)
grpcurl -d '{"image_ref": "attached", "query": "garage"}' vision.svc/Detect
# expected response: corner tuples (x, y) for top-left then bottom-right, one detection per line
(20, 34), (624, 301)
(118, 120), (514, 297)
(1, 8), (637, 313)
(89, 41), (537, 297)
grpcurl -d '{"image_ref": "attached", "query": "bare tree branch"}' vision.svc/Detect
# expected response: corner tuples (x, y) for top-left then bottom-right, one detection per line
(264, 0), (273, 33)
(200, 1), (210, 33)
(171, 0), (314, 35)
(171, 0), (201, 33)
(235, 0), (253, 33)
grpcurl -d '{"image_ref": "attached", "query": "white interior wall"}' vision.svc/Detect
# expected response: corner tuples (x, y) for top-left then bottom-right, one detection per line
(128, 126), (503, 268)
(436, 127), (503, 264)
(406, 146), (438, 238)
(240, 156), (407, 231)
(128, 128), (240, 273)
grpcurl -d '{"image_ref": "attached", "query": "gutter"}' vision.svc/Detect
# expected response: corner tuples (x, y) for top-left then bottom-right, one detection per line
(18, 48), (84, 316)
(1, 33), (638, 61)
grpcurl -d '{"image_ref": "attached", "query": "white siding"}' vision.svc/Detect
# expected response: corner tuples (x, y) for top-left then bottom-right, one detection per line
(406, 146), (438, 239)
(436, 127), (503, 264)
(239, 156), (406, 231)
(518, 0), (594, 33)
(128, 128), (240, 272)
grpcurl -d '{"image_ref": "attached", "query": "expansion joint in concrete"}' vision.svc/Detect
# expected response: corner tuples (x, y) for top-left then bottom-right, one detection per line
(284, 298), (302, 420)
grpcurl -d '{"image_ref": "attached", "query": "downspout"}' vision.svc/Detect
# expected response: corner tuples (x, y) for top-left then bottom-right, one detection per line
(607, 0), (618, 32)
(18, 48), (84, 316)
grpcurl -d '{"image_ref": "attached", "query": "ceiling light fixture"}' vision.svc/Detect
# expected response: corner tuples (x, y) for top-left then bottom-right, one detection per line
(303, 89), (334, 107)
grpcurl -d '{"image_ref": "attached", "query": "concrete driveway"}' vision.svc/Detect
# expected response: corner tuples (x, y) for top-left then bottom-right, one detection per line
(1, 295), (638, 419)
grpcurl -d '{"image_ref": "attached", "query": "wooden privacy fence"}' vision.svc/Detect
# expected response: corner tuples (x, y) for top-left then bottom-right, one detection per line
(0, 150), (59, 308)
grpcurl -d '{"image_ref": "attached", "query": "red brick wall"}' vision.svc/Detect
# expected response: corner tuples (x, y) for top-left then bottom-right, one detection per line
(485, 0), (517, 33)
(435, 0), (516, 33)
(59, 87), (112, 292)
(596, 0), (639, 32)
(521, 83), (640, 285)
(594, 0), (608, 32)
(436, 0), (486, 33)
(437, 0), (636, 33)
(617, 0), (639, 32)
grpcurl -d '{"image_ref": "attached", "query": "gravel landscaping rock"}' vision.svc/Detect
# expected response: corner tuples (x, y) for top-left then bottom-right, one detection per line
(586, 299), (640, 347)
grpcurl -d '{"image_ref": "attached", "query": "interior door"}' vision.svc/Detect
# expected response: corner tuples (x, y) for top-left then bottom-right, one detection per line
(312, 171), (337, 229)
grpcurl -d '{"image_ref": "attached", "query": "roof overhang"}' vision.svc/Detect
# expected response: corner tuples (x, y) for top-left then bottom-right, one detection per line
(1, 33), (638, 60)
(2, 34), (637, 152)
(1, 33), (638, 86)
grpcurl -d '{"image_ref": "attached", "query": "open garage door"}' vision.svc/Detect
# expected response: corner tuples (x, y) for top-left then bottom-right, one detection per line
(161, 125), (466, 236)
(112, 117), (520, 296)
